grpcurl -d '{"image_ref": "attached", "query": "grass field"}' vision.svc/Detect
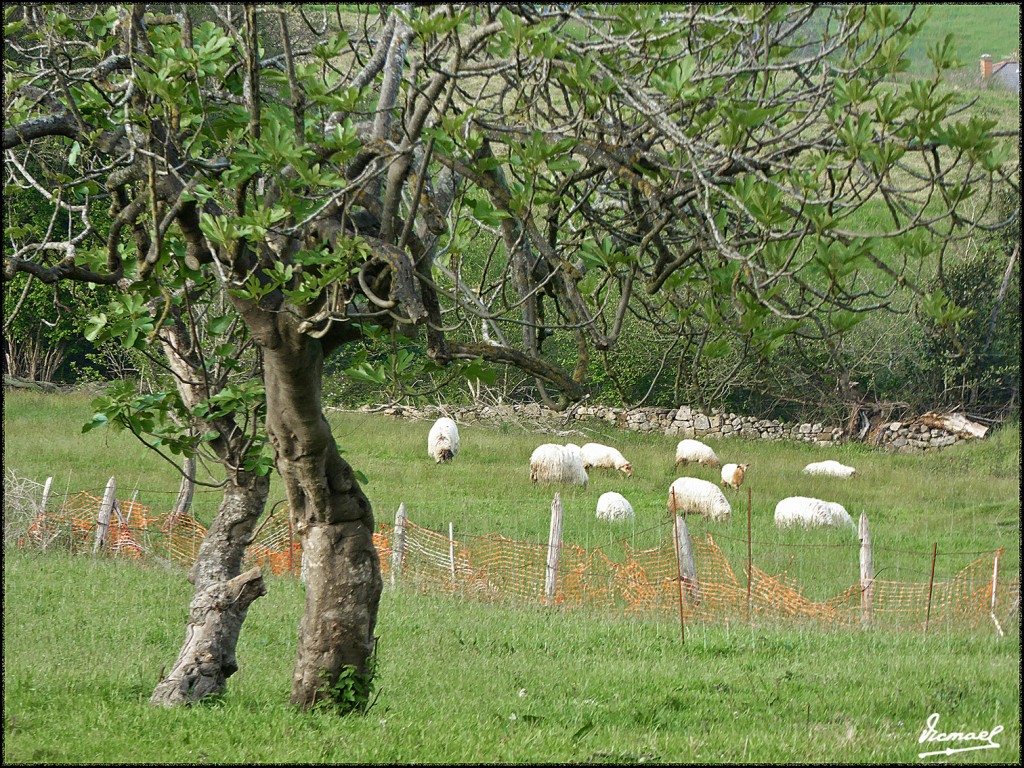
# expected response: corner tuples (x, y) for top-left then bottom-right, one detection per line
(2, 5), (1019, 763)
(896, 4), (1021, 78)
(3, 548), (1019, 764)
(3, 389), (1021, 763)
(5, 390), (1021, 588)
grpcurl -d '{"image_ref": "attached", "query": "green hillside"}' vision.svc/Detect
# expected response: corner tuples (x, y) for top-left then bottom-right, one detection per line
(898, 4), (1020, 78)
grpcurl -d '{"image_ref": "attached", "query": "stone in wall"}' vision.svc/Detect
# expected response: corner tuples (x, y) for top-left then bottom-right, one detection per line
(346, 401), (979, 454)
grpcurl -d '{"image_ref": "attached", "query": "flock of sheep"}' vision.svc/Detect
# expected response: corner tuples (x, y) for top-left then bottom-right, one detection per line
(427, 417), (859, 531)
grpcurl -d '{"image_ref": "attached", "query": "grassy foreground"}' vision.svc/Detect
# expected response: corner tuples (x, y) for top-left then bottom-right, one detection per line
(3, 389), (1021, 763)
(3, 549), (1020, 764)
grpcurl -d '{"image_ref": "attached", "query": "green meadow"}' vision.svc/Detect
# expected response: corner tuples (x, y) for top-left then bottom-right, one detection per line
(895, 3), (1020, 78)
(3, 390), (1020, 763)
(3, 3), (1020, 763)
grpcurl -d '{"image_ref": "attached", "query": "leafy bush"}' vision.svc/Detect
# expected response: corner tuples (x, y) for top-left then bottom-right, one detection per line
(917, 241), (1021, 415)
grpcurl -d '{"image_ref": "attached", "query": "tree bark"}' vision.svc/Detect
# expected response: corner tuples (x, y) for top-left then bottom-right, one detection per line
(262, 320), (382, 711)
(170, 456), (196, 523)
(146, 299), (272, 707)
(917, 410), (989, 439)
(150, 566), (267, 706)
(150, 475), (270, 707)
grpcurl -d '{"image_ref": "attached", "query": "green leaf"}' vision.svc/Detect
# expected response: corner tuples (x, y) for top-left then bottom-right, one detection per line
(470, 196), (508, 226)
(84, 313), (108, 342)
(81, 413), (109, 433)
(459, 357), (497, 386)
(829, 310), (865, 333)
(208, 315), (232, 335)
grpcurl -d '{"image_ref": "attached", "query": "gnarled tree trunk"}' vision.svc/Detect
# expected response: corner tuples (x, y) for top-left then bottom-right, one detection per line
(151, 473), (270, 706)
(262, 322), (382, 710)
(150, 307), (272, 707)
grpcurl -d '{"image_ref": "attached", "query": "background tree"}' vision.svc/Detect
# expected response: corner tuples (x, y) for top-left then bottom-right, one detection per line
(3, 3), (1016, 711)
(3, 177), (118, 382)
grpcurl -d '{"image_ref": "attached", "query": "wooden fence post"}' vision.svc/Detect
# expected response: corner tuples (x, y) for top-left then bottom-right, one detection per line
(859, 512), (873, 627)
(672, 513), (686, 645)
(746, 486), (752, 621)
(40, 476), (53, 515)
(390, 503), (407, 588)
(674, 514), (700, 604)
(449, 522), (456, 582)
(545, 493), (563, 605)
(991, 549), (1004, 638)
(924, 542), (937, 632)
(93, 476), (116, 554)
(672, 514), (700, 644)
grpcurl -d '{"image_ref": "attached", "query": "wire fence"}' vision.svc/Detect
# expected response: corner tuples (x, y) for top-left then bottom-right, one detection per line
(8, 475), (1018, 634)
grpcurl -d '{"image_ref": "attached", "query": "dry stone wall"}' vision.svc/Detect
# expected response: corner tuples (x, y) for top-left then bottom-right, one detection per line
(2, 375), (987, 453)
(351, 402), (987, 453)
(870, 421), (960, 451)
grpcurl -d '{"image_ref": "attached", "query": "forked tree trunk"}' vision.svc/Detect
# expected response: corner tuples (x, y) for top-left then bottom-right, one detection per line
(148, 305), (273, 707)
(150, 473), (270, 707)
(262, 327), (382, 711)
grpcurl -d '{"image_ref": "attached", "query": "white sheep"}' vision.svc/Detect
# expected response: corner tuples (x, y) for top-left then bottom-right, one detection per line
(580, 442), (633, 478)
(562, 444), (590, 486)
(596, 492), (634, 522)
(674, 439), (721, 468)
(529, 443), (589, 486)
(427, 417), (460, 463)
(666, 477), (732, 521)
(802, 460), (857, 478)
(720, 462), (749, 490)
(774, 496), (855, 530)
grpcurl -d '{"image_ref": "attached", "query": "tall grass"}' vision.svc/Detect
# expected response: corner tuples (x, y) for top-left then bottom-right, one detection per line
(3, 390), (1020, 763)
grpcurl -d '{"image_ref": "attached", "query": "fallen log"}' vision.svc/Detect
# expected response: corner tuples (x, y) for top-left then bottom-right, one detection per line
(917, 411), (989, 439)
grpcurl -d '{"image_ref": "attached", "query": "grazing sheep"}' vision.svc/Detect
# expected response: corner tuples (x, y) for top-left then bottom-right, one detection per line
(581, 442), (633, 478)
(427, 417), (460, 463)
(563, 444), (590, 486)
(596, 492), (634, 522)
(674, 439), (721, 468)
(720, 462), (750, 491)
(802, 460), (857, 478)
(774, 496), (855, 530)
(666, 477), (732, 521)
(530, 443), (589, 486)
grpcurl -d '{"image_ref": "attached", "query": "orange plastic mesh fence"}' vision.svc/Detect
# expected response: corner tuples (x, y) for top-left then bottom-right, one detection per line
(26, 491), (151, 557)
(20, 496), (1018, 631)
